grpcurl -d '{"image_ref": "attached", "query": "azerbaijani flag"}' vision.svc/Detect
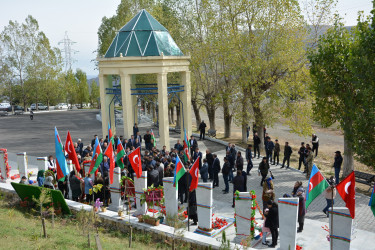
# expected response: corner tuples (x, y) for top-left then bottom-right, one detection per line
(104, 139), (115, 184)
(116, 138), (125, 169)
(173, 155), (186, 190)
(55, 127), (69, 181)
(369, 184), (375, 217)
(306, 164), (329, 208)
(89, 137), (103, 175)
(183, 128), (190, 162)
(108, 122), (114, 145)
(150, 129), (156, 147)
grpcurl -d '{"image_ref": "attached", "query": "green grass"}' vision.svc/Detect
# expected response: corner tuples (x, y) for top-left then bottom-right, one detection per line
(0, 196), (172, 250)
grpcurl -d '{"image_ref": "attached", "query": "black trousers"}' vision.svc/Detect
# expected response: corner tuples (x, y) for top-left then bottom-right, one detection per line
(200, 130), (205, 140)
(254, 145), (260, 158)
(213, 171), (219, 186)
(270, 227), (278, 246)
(260, 173), (267, 186)
(266, 150), (273, 163)
(298, 215), (305, 231)
(273, 152), (279, 165)
(208, 165), (213, 180)
(312, 145), (319, 156)
(282, 156), (290, 167)
(298, 157), (305, 170)
(246, 160), (253, 174)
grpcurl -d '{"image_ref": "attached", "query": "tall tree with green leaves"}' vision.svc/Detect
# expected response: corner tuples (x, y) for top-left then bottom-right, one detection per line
(75, 69), (89, 108)
(90, 80), (100, 108)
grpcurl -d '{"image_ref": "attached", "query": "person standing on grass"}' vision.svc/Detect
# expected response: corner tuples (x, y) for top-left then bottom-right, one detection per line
(253, 132), (261, 159)
(312, 134), (319, 157)
(258, 157), (270, 187)
(245, 144), (253, 175)
(272, 139), (280, 166)
(333, 151), (343, 185)
(280, 142), (292, 169)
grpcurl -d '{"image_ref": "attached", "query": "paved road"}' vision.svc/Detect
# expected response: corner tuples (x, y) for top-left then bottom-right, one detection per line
(1, 110), (374, 237)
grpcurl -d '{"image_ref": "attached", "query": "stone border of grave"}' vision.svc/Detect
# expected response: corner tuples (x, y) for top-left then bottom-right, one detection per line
(0, 183), (239, 250)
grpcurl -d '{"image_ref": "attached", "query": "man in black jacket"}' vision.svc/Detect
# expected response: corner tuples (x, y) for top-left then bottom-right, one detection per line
(199, 120), (207, 140)
(258, 157), (270, 187)
(298, 142), (306, 170)
(174, 140), (183, 153)
(235, 152), (244, 171)
(253, 133), (261, 158)
(312, 134), (319, 157)
(222, 157), (230, 193)
(281, 142), (292, 169)
(189, 136), (198, 157)
(266, 137), (274, 163)
(144, 130), (152, 150)
(232, 169), (245, 207)
(333, 151), (343, 184)
(206, 149), (214, 180)
(245, 144), (253, 175)
(212, 154), (220, 187)
(265, 200), (279, 248)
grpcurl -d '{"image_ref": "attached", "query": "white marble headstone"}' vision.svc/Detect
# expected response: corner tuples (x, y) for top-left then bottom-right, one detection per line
(329, 207), (352, 250)
(0, 151), (7, 181)
(37, 157), (48, 171)
(196, 182), (213, 230)
(163, 177), (178, 219)
(235, 192), (252, 241)
(17, 152), (27, 178)
(108, 167), (122, 212)
(134, 171), (147, 215)
(278, 198), (299, 250)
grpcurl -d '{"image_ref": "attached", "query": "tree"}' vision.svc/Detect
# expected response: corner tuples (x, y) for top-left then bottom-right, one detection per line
(75, 69), (89, 107)
(64, 69), (77, 106)
(90, 80), (100, 108)
(308, 17), (355, 176)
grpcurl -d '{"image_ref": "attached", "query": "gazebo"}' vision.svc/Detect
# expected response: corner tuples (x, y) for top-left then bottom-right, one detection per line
(97, 9), (191, 149)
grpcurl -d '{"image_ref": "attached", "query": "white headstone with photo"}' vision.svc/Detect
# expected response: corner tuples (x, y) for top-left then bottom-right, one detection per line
(17, 152), (27, 178)
(134, 171), (147, 215)
(329, 207), (352, 250)
(278, 197), (299, 250)
(108, 167), (122, 212)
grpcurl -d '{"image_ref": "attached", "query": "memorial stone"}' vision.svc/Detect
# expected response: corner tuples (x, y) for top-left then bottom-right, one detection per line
(134, 171), (147, 215)
(278, 197), (299, 250)
(163, 177), (178, 219)
(0, 151), (7, 181)
(196, 182), (213, 230)
(36, 157), (49, 171)
(108, 167), (122, 212)
(17, 152), (28, 178)
(234, 192), (252, 241)
(329, 207), (352, 250)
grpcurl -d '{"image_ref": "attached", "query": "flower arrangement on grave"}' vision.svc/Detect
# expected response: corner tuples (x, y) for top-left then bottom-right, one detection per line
(139, 185), (164, 225)
(0, 148), (11, 180)
(120, 176), (135, 197)
(44, 170), (57, 185)
(89, 184), (103, 195)
(94, 198), (103, 212)
(296, 245), (303, 250)
(212, 216), (228, 229)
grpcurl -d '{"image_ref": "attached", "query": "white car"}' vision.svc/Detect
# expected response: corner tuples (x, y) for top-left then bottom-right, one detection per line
(29, 103), (48, 111)
(55, 103), (69, 109)
(0, 102), (11, 109)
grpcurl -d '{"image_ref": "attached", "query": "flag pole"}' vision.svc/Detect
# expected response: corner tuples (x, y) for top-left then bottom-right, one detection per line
(187, 166), (190, 232)
(330, 183), (334, 250)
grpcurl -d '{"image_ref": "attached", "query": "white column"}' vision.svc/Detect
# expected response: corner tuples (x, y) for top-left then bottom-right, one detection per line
(278, 198), (299, 250)
(67, 160), (73, 199)
(0, 151), (7, 182)
(37, 157), (48, 171)
(329, 207), (352, 250)
(157, 72), (170, 150)
(180, 71), (192, 142)
(163, 177), (178, 219)
(234, 192), (252, 241)
(99, 74), (116, 139)
(17, 152), (28, 179)
(108, 167), (122, 212)
(134, 171), (147, 215)
(120, 72), (133, 139)
(196, 182), (213, 230)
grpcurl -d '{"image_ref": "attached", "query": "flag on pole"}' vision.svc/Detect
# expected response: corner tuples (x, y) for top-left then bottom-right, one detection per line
(129, 147), (142, 178)
(55, 127), (69, 181)
(65, 131), (81, 172)
(104, 140), (115, 184)
(369, 184), (375, 217)
(336, 171), (356, 219)
(173, 155), (186, 190)
(89, 137), (103, 175)
(306, 164), (329, 208)
(116, 138), (126, 169)
(189, 156), (200, 192)
(183, 129), (190, 162)
(108, 122), (114, 145)
(150, 129), (156, 148)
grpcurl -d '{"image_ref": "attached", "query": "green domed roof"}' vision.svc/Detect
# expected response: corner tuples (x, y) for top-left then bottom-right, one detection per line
(105, 9), (183, 58)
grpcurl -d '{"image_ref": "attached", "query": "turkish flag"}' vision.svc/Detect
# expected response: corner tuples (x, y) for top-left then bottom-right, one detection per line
(189, 156), (200, 192)
(336, 171), (355, 219)
(129, 147), (142, 178)
(65, 131), (81, 172)
(104, 140), (115, 184)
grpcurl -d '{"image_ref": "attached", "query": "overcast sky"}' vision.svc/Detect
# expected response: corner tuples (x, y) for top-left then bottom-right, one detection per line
(0, 0), (373, 77)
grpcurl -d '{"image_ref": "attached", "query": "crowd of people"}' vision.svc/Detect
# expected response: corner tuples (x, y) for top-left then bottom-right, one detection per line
(18, 124), (343, 248)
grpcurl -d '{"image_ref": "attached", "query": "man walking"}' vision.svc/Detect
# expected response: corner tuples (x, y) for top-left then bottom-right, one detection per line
(253, 133), (261, 159)
(281, 142), (292, 169)
(235, 152), (244, 171)
(199, 120), (207, 140)
(272, 139), (280, 166)
(245, 144), (253, 175)
(333, 151), (343, 184)
(258, 157), (270, 187)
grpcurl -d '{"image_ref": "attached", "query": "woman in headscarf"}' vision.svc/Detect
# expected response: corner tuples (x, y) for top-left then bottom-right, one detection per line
(37, 170), (45, 187)
(262, 176), (275, 210)
(291, 181), (304, 197)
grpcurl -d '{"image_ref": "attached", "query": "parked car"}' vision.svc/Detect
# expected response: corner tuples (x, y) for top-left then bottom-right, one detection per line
(0, 102), (11, 109)
(55, 103), (69, 109)
(11, 105), (24, 115)
(28, 103), (48, 111)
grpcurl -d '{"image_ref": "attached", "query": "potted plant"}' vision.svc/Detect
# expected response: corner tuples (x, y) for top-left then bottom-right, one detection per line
(142, 214), (160, 226)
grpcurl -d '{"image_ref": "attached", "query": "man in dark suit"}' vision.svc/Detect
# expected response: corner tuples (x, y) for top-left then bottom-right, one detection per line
(174, 140), (183, 154)
(135, 132), (142, 146)
(189, 136), (198, 157)
(281, 142), (293, 169)
(144, 130), (152, 150)
(199, 120), (207, 140)
(212, 154), (221, 187)
(193, 148), (203, 169)
(91, 135), (98, 148)
(133, 123), (139, 138)
(245, 144), (253, 175)
(129, 135), (136, 148)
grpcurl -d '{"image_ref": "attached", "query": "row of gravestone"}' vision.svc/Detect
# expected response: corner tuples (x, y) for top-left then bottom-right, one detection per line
(0, 152), (352, 249)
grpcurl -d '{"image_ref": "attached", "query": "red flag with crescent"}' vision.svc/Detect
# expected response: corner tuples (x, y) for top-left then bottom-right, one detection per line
(189, 156), (200, 192)
(336, 171), (355, 218)
(104, 140), (115, 184)
(65, 131), (81, 172)
(129, 147), (142, 178)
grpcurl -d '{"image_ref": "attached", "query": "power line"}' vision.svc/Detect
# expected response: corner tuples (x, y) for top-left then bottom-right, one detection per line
(58, 31), (78, 72)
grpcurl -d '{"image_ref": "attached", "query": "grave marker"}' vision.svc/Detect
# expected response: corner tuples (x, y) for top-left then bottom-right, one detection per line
(17, 152), (27, 178)
(163, 177), (178, 219)
(234, 192), (252, 242)
(0, 151), (7, 181)
(108, 167), (122, 212)
(36, 157), (49, 171)
(278, 197), (299, 250)
(329, 207), (352, 250)
(195, 182), (213, 234)
(134, 171), (147, 215)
